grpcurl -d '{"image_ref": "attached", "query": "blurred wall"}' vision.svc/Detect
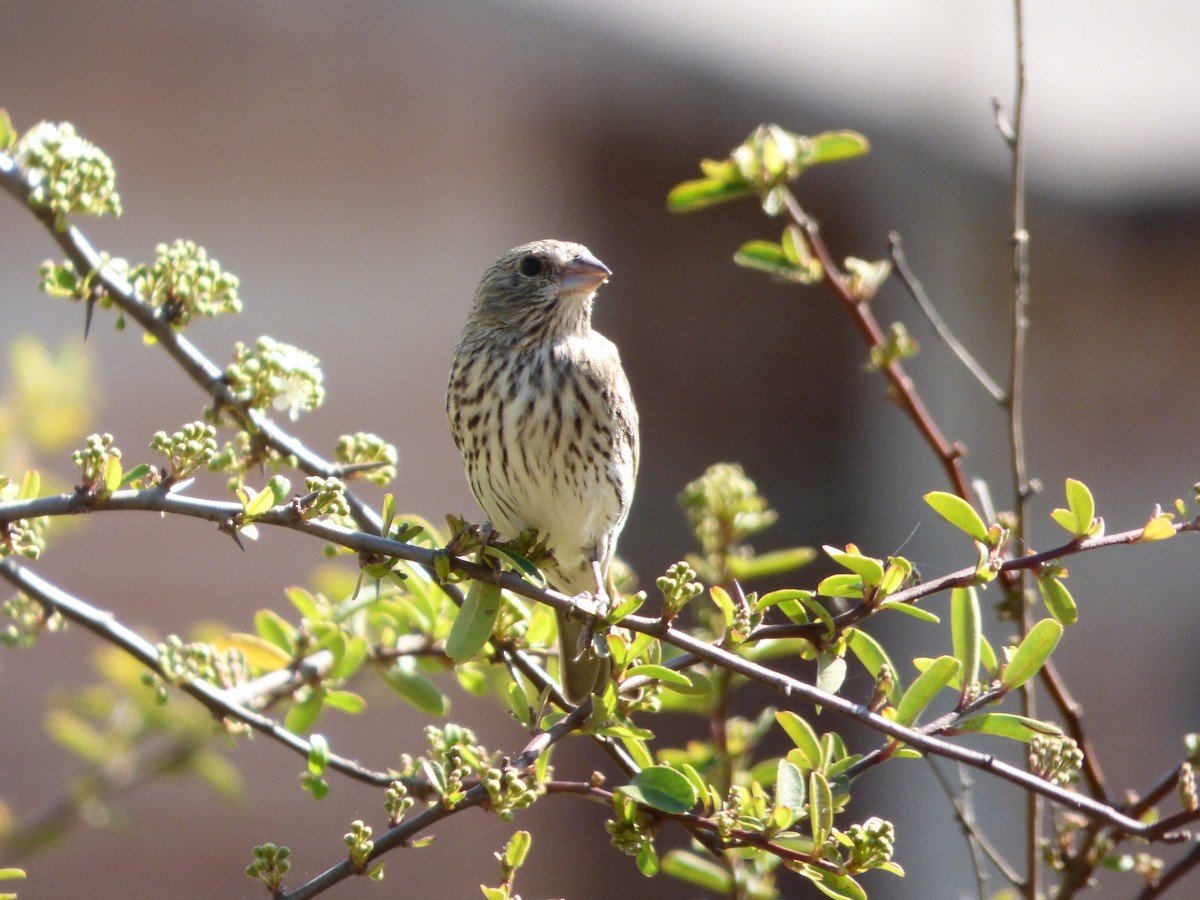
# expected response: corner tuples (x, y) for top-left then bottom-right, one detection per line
(2, 2), (1198, 898)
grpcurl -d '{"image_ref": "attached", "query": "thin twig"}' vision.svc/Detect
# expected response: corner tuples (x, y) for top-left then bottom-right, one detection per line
(888, 231), (1006, 403)
(928, 758), (1022, 893)
(3, 487), (1189, 834)
(277, 702), (595, 900)
(7, 486), (1198, 664)
(997, 1), (1037, 894)
(0, 559), (404, 790)
(0, 151), (380, 536)
(1135, 844), (1200, 900)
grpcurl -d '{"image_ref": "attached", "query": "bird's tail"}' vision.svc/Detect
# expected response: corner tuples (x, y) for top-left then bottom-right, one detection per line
(556, 607), (606, 704)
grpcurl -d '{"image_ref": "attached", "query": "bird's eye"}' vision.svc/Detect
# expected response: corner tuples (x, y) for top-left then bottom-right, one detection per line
(518, 254), (545, 277)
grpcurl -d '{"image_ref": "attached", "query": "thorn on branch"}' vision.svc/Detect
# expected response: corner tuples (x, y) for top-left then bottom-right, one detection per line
(219, 518), (246, 551)
(992, 97), (1016, 146)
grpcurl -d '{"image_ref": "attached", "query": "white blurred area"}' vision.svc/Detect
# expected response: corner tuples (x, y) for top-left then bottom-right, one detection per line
(507, 0), (1200, 201)
(2, 2), (1198, 898)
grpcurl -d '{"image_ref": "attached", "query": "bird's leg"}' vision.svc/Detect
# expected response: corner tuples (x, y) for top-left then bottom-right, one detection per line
(567, 561), (610, 660)
(476, 522), (506, 575)
(553, 562), (614, 703)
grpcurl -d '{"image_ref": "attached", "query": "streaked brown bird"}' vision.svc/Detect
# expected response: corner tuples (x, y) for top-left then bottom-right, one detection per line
(447, 239), (639, 702)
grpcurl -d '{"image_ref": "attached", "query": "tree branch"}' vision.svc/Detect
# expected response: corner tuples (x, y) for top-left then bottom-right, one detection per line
(781, 190), (974, 504)
(0, 558), (405, 790)
(277, 702), (595, 900)
(3, 485), (1197, 838)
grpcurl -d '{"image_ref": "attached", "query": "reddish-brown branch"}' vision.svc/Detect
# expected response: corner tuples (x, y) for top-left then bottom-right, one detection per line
(781, 191), (974, 505)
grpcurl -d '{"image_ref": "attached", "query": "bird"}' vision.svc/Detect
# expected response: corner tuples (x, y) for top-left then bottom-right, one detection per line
(447, 239), (639, 703)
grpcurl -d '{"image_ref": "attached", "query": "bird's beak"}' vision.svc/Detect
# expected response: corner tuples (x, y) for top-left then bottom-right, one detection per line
(560, 250), (611, 294)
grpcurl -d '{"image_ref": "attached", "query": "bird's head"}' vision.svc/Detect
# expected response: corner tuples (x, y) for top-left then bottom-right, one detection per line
(466, 239), (611, 343)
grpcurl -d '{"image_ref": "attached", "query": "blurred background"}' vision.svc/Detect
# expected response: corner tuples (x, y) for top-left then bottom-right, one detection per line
(2, 1), (1199, 897)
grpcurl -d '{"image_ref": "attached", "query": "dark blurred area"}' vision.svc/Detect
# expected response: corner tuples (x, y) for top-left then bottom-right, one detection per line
(2, 2), (1199, 897)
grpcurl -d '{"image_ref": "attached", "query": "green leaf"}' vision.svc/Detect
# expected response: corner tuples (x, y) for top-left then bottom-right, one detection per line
(190, 749), (244, 799)
(912, 656), (961, 691)
(285, 586), (321, 620)
(286, 690), (325, 734)
(482, 544), (545, 587)
(808, 869), (867, 900)
(1139, 515), (1176, 542)
(636, 841), (660, 877)
(42, 263), (78, 297)
(1002, 619), (1063, 690)
(445, 581), (503, 661)
(666, 176), (753, 213)
(894, 656), (959, 727)
(505, 830), (532, 869)
(379, 662), (448, 716)
(661, 669), (712, 696)
(781, 223), (812, 266)
(329, 635), (368, 680)
(728, 546), (816, 580)
(18, 469), (40, 500)
(102, 453), (122, 494)
(625, 664), (692, 687)
(844, 257), (892, 302)
(876, 557), (912, 597)
(979, 633), (998, 675)
(607, 591), (645, 622)
(734, 240), (791, 275)
(618, 765), (698, 814)
(776, 711), (821, 770)
(846, 629), (902, 701)
(823, 545), (884, 589)
(809, 130), (870, 165)
(1051, 478), (1095, 538)
(816, 653), (847, 696)
(950, 586), (981, 689)
(775, 597), (810, 624)
(678, 763), (709, 810)
(954, 713), (1063, 742)
(808, 771), (834, 846)
(242, 484), (275, 519)
(800, 595), (836, 635)
(255, 608), (296, 653)
(619, 735), (655, 770)
(662, 851), (733, 893)
(306, 733), (329, 774)
(217, 633), (292, 671)
(323, 690), (365, 714)
(0, 108), (16, 152)
(119, 463), (152, 487)
(0, 869), (27, 900)
(266, 475), (290, 505)
(817, 573), (863, 599)
(756, 588), (812, 613)
(876, 600), (940, 624)
(709, 585), (734, 629)
(381, 492), (396, 533)
(924, 491), (988, 542)
(45, 710), (108, 764)
(505, 681), (532, 727)
(773, 759), (807, 825)
(1036, 576), (1078, 626)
